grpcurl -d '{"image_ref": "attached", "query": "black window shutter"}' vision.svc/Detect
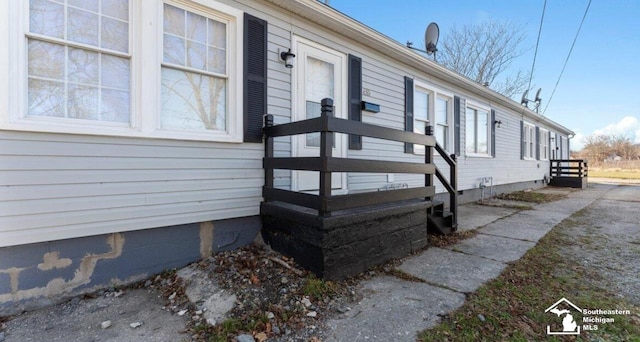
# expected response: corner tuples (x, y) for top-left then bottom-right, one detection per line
(555, 132), (559, 159)
(490, 109), (496, 158)
(243, 13), (267, 143)
(404, 76), (414, 153)
(559, 136), (564, 159)
(348, 54), (362, 150)
(454, 96), (461, 156)
(520, 120), (525, 160)
(535, 126), (540, 160)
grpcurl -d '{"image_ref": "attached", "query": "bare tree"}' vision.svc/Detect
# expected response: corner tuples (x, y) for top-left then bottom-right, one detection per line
(438, 20), (530, 98)
(610, 135), (638, 160)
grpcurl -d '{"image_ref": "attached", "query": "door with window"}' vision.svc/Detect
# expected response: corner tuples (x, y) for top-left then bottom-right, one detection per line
(293, 38), (346, 192)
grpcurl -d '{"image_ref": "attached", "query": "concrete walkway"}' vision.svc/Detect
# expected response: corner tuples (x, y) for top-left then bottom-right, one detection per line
(325, 185), (609, 342)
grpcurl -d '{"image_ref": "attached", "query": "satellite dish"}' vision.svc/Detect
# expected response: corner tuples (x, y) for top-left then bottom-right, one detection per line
(521, 89), (529, 106)
(534, 88), (542, 102)
(425, 22), (440, 55)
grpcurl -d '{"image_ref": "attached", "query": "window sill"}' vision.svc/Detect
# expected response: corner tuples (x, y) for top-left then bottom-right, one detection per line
(465, 153), (492, 159)
(0, 119), (243, 143)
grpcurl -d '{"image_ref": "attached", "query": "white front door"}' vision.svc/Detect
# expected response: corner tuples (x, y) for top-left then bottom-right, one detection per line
(293, 38), (347, 192)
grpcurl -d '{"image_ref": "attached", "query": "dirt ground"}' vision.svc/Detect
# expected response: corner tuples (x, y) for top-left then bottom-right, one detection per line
(559, 183), (640, 306)
(1, 181), (638, 341)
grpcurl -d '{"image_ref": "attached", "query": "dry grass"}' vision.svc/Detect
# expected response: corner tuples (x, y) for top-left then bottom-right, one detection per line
(418, 215), (640, 342)
(589, 168), (640, 180)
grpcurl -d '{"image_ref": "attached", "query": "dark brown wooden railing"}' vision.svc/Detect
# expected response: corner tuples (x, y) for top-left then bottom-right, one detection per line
(433, 142), (458, 227)
(263, 98), (457, 219)
(550, 159), (588, 178)
(549, 159), (588, 188)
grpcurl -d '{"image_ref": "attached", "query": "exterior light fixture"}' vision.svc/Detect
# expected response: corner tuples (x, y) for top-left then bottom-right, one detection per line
(280, 49), (295, 68)
(494, 120), (503, 128)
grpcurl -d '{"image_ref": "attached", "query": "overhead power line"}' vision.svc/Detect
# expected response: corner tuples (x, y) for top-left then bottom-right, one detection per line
(542, 0), (592, 115)
(527, 0), (547, 93)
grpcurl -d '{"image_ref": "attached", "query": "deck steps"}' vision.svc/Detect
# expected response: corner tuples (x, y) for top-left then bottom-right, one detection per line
(427, 201), (457, 235)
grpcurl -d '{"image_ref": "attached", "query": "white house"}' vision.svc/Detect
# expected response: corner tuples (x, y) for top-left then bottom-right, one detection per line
(0, 0), (573, 313)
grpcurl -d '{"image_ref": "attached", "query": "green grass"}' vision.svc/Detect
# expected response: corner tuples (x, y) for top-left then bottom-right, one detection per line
(588, 169), (640, 180)
(418, 216), (640, 342)
(303, 276), (337, 300)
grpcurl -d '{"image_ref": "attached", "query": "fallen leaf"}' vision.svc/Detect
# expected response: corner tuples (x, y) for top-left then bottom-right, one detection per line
(255, 332), (268, 342)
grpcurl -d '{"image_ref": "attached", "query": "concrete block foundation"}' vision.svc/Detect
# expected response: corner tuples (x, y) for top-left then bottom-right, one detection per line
(0, 216), (260, 316)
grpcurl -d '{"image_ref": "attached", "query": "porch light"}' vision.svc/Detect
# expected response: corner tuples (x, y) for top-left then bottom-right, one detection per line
(494, 120), (503, 128)
(280, 49), (296, 68)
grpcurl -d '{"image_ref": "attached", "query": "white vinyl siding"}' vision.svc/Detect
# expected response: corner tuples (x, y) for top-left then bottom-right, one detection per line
(0, 131), (263, 247)
(0, 0), (575, 248)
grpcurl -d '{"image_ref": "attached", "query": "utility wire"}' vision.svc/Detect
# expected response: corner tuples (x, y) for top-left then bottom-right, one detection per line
(527, 0), (546, 93)
(542, 0), (592, 114)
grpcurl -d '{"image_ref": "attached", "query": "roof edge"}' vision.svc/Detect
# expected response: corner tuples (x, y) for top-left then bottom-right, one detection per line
(263, 0), (574, 135)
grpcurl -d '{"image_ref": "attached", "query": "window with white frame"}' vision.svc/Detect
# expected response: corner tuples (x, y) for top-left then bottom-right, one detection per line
(435, 96), (450, 151)
(465, 104), (490, 155)
(523, 122), (536, 159)
(539, 128), (549, 160)
(26, 0), (131, 123)
(6, 0), (242, 142)
(161, 3), (228, 132)
(413, 82), (452, 153)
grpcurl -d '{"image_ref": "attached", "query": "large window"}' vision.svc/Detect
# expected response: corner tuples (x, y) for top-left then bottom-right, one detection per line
(27, 0), (131, 124)
(465, 105), (490, 155)
(413, 86), (429, 135)
(539, 128), (549, 160)
(413, 82), (452, 153)
(523, 122), (536, 159)
(435, 96), (449, 151)
(161, 3), (228, 132)
(5, 0), (243, 142)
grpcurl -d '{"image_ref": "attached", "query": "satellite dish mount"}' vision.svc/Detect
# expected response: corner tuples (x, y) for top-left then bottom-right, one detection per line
(521, 88), (542, 113)
(405, 22), (440, 62)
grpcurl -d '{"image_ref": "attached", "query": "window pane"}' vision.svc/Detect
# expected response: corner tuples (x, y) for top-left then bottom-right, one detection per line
(186, 11), (207, 44)
(161, 67), (226, 131)
(68, 84), (99, 120)
(164, 4), (185, 37)
(68, 7), (99, 47)
(436, 124), (447, 149)
(477, 110), (488, 154)
(208, 20), (226, 48)
(29, 0), (64, 38)
(207, 47), (226, 74)
(465, 108), (476, 153)
(101, 89), (130, 122)
(436, 98), (447, 124)
(305, 57), (333, 147)
(28, 78), (65, 117)
(101, 17), (128, 52)
(164, 34), (185, 65)
(101, 55), (130, 90)
(28, 40), (65, 80)
(68, 48), (99, 85)
(102, 0), (128, 21)
(187, 41), (206, 70)
(68, 0), (98, 12)
(306, 57), (334, 101)
(414, 90), (429, 121)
